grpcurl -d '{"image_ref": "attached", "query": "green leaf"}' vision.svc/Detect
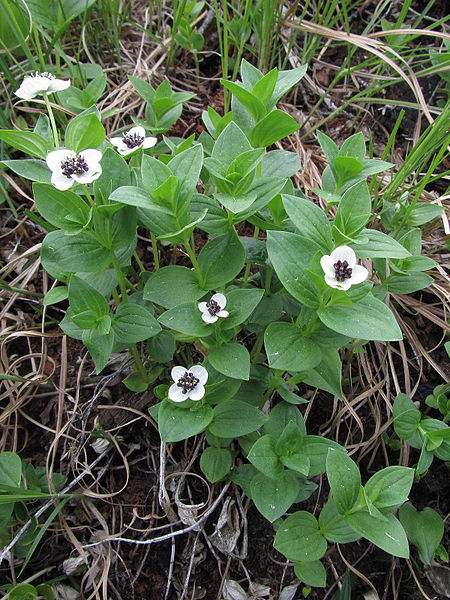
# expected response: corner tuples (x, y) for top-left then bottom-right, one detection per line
(112, 303), (160, 344)
(282, 194), (332, 253)
(198, 231), (245, 289)
(264, 402), (306, 439)
(33, 183), (90, 233)
(65, 113), (105, 153)
(264, 322), (322, 372)
(208, 342), (250, 380)
(41, 230), (111, 274)
(211, 121), (252, 170)
(200, 447), (233, 482)
(364, 466), (414, 509)
(248, 109), (300, 147)
(3, 159), (51, 183)
(158, 402), (213, 442)
(0, 130), (49, 159)
(317, 131), (339, 164)
(409, 203), (443, 226)
(301, 436), (346, 477)
(261, 150), (301, 178)
(274, 511), (328, 562)
(221, 288), (264, 329)
(270, 65), (308, 106)
(318, 294), (402, 341)
(248, 435), (283, 479)
(158, 302), (211, 337)
(110, 185), (163, 210)
(69, 276), (108, 319)
(326, 449), (360, 514)
(110, 205), (137, 250)
(302, 347), (342, 399)
(294, 560), (326, 588)
(251, 471), (299, 522)
(334, 156), (363, 183)
(386, 272), (433, 294)
(393, 393), (421, 440)
(333, 181), (371, 238)
(339, 132), (366, 162)
(267, 231), (321, 308)
(83, 328), (114, 374)
(147, 330), (176, 363)
(398, 502), (444, 565)
(318, 499), (361, 543)
(143, 266), (205, 308)
(345, 511), (409, 558)
(43, 287), (68, 306)
(94, 148), (130, 199)
(168, 144), (204, 210)
(221, 80), (266, 122)
(0, 452), (22, 487)
(252, 68), (278, 106)
(209, 401), (267, 437)
(229, 464), (258, 497)
(352, 229), (411, 259)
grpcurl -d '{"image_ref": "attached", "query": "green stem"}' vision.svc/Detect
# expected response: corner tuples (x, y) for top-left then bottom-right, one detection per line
(111, 253), (128, 303)
(264, 265), (273, 294)
(184, 239), (203, 286)
(133, 252), (146, 274)
(150, 233), (159, 270)
(42, 92), (60, 149)
(244, 225), (260, 283)
(250, 331), (264, 363)
(130, 345), (147, 381)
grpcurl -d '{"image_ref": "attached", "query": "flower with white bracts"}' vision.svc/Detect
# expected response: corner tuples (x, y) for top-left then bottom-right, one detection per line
(198, 293), (229, 324)
(168, 365), (208, 402)
(110, 126), (157, 156)
(320, 245), (368, 291)
(15, 72), (70, 100)
(46, 148), (102, 190)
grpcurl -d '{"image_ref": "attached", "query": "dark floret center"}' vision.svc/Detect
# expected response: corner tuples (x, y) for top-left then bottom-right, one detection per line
(333, 260), (353, 282)
(177, 372), (200, 394)
(61, 155), (89, 178)
(123, 132), (144, 149)
(206, 299), (221, 316)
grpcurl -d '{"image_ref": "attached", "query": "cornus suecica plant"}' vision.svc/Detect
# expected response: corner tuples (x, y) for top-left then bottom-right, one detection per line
(0, 61), (443, 590)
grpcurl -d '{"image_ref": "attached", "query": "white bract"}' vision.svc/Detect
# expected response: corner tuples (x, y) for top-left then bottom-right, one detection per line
(320, 245), (368, 291)
(198, 293), (229, 324)
(46, 149), (102, 190)
(15, 72), (70, 100)
(110, 126), (157, 156)
(168, 365), (208, 402)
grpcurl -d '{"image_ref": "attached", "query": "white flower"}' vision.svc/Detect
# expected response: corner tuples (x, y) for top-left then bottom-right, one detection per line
(110, 126), (157, 156)
(168, 365), (208, 402)
(198, 293), (229, 324)
(46, 148), (102, 190)
(15, 72), (70, 100)
(320, 245), (368, 291)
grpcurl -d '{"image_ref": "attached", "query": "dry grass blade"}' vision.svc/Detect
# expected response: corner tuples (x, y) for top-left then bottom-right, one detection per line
(284, 17), (434, 124)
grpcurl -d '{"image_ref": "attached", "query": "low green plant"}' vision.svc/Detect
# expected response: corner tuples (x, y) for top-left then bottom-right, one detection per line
(0, 452), (67, 569)
(393, 393), (450, 477)
(0, 59), (445, 589)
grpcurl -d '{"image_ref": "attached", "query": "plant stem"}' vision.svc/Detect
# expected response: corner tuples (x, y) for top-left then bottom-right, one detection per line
(130, 345), (147, 381)
(42, 92), (60, 149)
(243, 226), (260, 283)
(150, 233), (159, 270)
(184, 238), (203, 286)
(111, 253), (128, 303)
